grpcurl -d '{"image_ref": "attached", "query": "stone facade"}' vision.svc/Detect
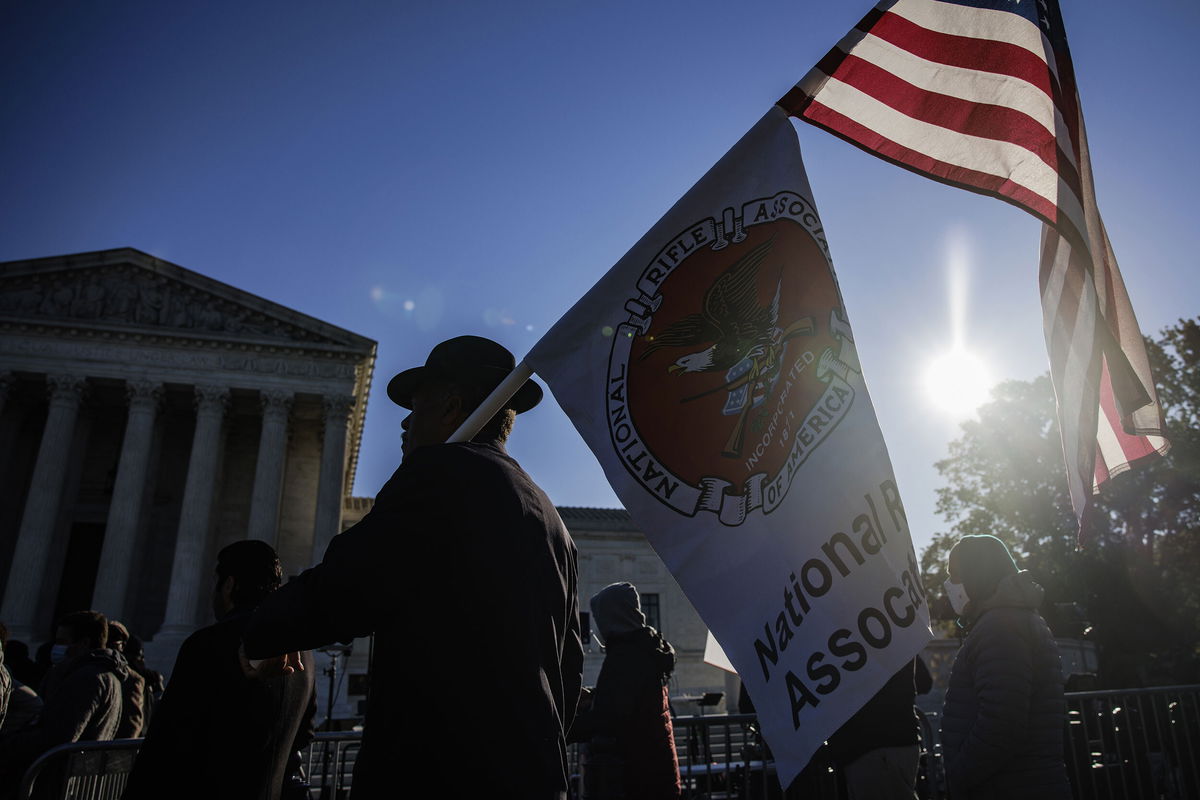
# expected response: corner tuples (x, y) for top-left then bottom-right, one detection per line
(0, 248), (376, 671)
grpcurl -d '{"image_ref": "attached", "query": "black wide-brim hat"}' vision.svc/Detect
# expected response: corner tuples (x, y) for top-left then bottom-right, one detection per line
(386, 335), (543, 413)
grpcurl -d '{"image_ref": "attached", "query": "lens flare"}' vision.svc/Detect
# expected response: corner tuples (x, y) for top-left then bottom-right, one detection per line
(925, 347), (991, 416)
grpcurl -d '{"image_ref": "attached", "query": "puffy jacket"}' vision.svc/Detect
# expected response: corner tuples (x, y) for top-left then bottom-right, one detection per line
(939, 571), (1070, 800)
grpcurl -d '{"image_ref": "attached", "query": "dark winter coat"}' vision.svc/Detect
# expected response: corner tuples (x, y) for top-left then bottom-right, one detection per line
(0, 648), (125, 790)
(826, 660), (920, 765)
(243, 440), (585, 800)
(114, 666), (145, 739)
(939, 571), (1070, 800)
(122, 610), (316, 800)
(569, 628), (680, 800)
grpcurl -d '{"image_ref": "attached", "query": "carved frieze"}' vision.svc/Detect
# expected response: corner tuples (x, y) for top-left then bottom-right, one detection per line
(0, 265), (338, 345)
(0, 335), (358, 381)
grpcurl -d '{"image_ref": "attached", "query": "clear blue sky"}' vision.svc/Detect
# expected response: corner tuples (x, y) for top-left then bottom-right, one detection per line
(2, 1), (1196, 558)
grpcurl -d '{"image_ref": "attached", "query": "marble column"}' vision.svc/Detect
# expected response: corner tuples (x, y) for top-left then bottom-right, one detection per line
(157, 385), (229, 640)
(0, 373), (87, 641)
(311, 394), (355, 564)
(247, 389), (292, 544)
(91, 380), (163, 619)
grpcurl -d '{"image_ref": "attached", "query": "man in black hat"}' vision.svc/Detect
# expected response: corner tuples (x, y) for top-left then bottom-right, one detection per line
(242, 336), (584, 799)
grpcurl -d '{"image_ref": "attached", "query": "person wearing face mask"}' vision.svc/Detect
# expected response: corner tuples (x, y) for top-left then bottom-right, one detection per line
(0, 611), (126, 797)
(938, 535), (1070, 800)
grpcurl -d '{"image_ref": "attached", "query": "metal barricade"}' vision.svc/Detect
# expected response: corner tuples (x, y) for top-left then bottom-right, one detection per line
(1064, 685), (1200, 800)
(17, 738), (142, 800)
(300, 731), (362, 799)
(570, 714), (842, 800)
(14, 685), (1198, 799)
(569, 686), (1200, 799)
(14, 734), (364, 800)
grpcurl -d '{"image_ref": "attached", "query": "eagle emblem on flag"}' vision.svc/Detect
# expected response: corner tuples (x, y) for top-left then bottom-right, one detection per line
(607, 198), (862, 526)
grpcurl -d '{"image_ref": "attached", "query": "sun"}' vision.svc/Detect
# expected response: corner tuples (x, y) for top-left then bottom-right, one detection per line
(924, 348), (991, 416)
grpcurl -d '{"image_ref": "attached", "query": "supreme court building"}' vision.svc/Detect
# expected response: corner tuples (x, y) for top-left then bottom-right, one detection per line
(0, 246), (734, 715)
(0, 248), (376, 666)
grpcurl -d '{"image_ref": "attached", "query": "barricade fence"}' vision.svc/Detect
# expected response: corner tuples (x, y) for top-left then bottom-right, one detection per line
(17, 685), (1200, 799)
(1063, 685), (1200, 800)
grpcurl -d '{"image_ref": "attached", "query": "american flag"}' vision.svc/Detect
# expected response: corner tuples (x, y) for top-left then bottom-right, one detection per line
(779, 0), (1168, 538)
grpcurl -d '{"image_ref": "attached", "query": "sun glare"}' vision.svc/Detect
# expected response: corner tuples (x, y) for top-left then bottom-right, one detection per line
(924, 348), (991, 416)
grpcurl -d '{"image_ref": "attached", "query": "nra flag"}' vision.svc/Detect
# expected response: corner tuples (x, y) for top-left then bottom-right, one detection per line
(780, 0), (1168, 536)
(527, 107), (931, 786)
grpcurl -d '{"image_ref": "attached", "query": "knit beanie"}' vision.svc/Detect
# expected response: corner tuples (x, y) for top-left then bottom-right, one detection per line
(949, 534), (1019, 606)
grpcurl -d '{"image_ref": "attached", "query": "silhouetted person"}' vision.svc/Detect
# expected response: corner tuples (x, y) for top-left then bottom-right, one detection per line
(123, 636), (163, 699)
(0, 624), (41, 735)
(242, 336), (584, 799)
(1, 640), (41, 690)
(939, 535), (1070, 799)
(826, 660), (921, 800)
(0, 680), (41, 736)
(0, 611), (126, 795)
(31, 642), (52, 691)
(121, 635), (163, 726)
(123, 541), (315, 800)
(570, 582), (681, 800)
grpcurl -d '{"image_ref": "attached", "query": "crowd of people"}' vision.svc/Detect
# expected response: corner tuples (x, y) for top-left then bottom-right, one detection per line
(0, 538), (315, 800)
(0, 611), (163, 795)
(0, 337), (1073, 800)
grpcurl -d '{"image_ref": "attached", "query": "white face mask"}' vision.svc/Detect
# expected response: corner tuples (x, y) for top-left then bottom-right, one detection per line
(943, 579), (970, 616)
(50, 644), (70, 665)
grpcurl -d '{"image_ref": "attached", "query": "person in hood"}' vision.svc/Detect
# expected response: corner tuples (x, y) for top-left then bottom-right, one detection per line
(0, 611), (125, 793)
(123, 540), (315, 800)
(938, 535), (1070, 800)
(570, 582), (681, 800)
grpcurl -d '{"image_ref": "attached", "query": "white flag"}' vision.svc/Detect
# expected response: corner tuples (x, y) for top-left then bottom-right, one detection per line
(527, 106), (931, 787)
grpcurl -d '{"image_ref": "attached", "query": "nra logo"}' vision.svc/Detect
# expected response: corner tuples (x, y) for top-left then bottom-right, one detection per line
(606, 193), (860, 525)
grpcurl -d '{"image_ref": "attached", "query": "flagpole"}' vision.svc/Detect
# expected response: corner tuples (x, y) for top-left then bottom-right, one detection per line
(446, 360), (533, 443)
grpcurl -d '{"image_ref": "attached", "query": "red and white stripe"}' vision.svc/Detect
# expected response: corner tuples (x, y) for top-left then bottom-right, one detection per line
(782, 0), (1168, 538)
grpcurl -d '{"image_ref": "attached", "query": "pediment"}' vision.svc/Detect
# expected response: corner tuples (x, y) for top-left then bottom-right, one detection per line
(0, 248), (374, 352)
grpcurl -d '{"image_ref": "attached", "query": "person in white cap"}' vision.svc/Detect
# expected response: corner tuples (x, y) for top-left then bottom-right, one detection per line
(242, 336), (583, 800)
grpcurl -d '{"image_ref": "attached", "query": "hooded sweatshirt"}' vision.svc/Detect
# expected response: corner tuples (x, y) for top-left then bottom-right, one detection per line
(939, 571), (1070, 800)
(571, 583), (681, 800)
